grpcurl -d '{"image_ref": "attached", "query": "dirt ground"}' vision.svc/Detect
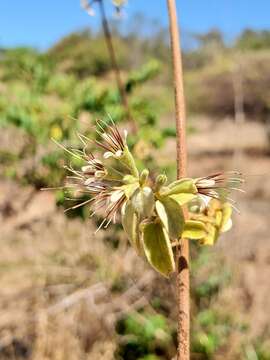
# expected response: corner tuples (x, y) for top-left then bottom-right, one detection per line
(188, 118), (270, 338)
(0, 118), (270, 358)
(185, 118), (269, 337)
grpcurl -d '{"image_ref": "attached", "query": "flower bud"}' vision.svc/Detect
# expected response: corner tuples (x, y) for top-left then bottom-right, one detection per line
(139, 169), (149, 186)
(154, 174), (167, 192)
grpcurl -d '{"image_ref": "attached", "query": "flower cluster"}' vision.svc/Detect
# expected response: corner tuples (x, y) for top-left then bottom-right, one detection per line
(188, 199), (233, 246)
(62, 121), (243, 277)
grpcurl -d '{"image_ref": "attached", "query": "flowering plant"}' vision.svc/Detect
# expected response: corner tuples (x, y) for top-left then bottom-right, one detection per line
(62, 120), (243, 277)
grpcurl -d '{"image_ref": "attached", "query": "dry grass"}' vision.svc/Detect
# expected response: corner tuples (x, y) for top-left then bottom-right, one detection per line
(0, 118), (270, 359)
(0, 180), (173, 359)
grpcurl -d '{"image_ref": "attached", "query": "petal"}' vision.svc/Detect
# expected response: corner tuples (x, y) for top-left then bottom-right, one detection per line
(82, 165), (94, 173)
(220, 203), (232, 232)
(202, 224), (219, 245)
(84, 178), (95, 185)
(221, 218), (232, 232)
(103, 151), (114, 159)
(115, 150), (123, 158)
(182, 220), (207, 240)
(196, 179), (216, 188)
(110, 189), (124, 203)
(199, 194), (211, 208)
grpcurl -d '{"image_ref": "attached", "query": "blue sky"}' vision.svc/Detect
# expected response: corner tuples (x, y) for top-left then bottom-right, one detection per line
(0, 0), (269, 50)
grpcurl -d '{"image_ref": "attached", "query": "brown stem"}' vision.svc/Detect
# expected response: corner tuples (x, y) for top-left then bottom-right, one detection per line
(166, 0), (190, 359)
(97, 0), (136, 130)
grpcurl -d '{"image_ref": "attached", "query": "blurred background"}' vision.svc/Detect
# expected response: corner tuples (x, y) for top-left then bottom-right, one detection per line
(0, 1), (270, 359)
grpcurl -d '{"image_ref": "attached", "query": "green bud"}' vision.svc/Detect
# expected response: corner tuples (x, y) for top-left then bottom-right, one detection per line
(139, 169), (149, 186)
(154, 174), (167, 192)
(188, 197), (203, 213)
(155, 197), (184, 240)
(142, 221), (175, 277)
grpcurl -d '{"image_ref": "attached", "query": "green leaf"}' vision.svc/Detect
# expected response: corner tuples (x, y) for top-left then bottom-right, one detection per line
(155, 197), (185, 240)
(142, 222), (175, 277)
(131, 186), (155, 217)
(160, 178), (197, 197)
(121, 201), (141, 254)
(169, 193), (197, 206)
(182, 220), (207, 239)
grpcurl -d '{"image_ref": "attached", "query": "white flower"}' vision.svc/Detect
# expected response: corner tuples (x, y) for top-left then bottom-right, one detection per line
(96, 122), (126, 158)
(110, 189), (125, 203)
(103, 149), (123, 159)
(195, 171), (244, 204)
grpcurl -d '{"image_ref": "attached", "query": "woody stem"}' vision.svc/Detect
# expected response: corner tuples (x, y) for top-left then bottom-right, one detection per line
(166, 0), (190, 359)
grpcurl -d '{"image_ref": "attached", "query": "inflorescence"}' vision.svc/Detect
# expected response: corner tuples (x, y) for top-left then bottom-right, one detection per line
(57, 120), (244, 277)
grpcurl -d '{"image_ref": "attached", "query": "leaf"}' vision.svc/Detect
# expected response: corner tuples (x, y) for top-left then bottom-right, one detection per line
(160, 178), (197, 197)
(182, 220), (207, 240)
(155, 197), (184, 240)
(131, 186), (155, 217)
(142, 221), (175, 277)
(169, 193), (197, 206)
(121, 201), (141, 254)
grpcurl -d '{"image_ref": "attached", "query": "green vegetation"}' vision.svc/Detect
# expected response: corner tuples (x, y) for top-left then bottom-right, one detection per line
(0, 46), (168, 190)
(116, 313), (175, 359)
(0, 21), (270, 359)
(1, 27), (270, 190)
